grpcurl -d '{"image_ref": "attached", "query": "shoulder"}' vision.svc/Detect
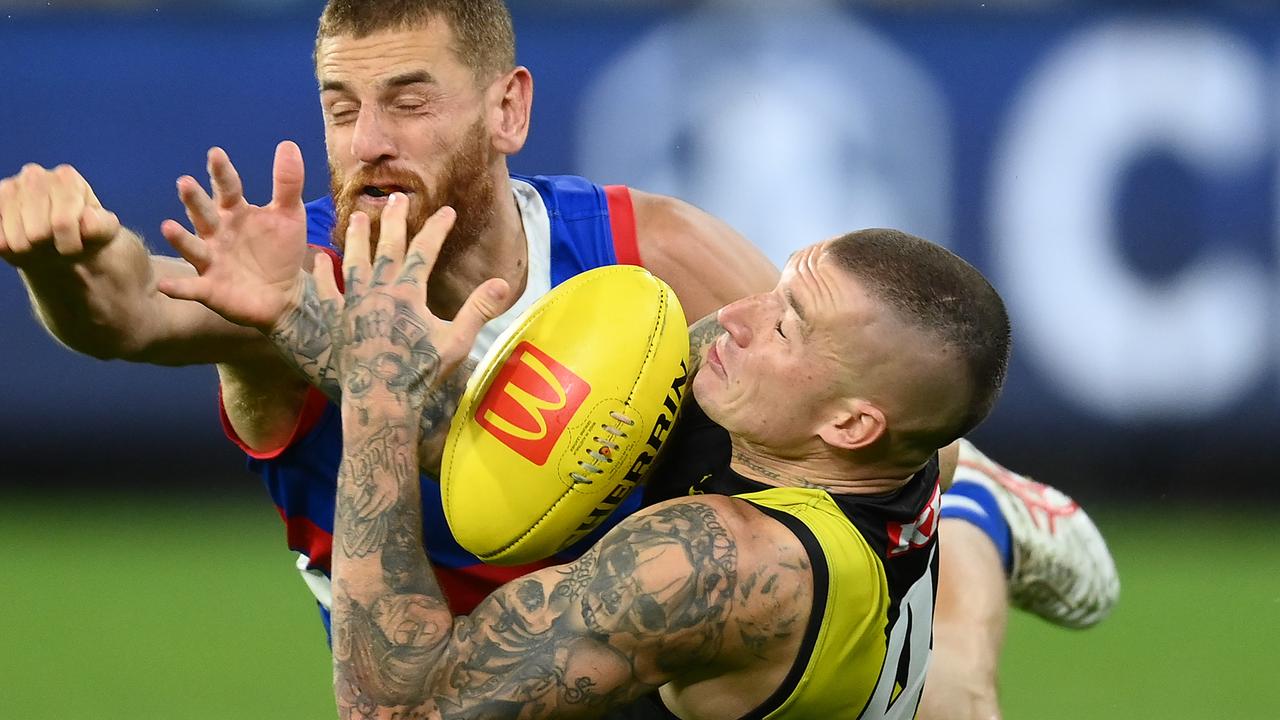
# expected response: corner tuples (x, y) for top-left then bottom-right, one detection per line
(598, 494), (813, 626)
(614, 495), (815, 668)
(613, 492), (809, 562)
(628, 190), (750, 268)
(626, 190), (779, 320)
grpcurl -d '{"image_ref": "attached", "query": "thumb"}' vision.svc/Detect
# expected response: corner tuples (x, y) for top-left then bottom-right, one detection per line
(449, 278), (510, 351)
(80, 207), (121, 246)
(270, 140), (306, 210)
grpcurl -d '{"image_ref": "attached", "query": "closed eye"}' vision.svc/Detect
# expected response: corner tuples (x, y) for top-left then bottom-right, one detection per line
(775, 319), (787, 339)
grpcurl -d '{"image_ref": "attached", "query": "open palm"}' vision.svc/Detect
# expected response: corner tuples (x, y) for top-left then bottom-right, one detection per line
(157, 141), (309, 332)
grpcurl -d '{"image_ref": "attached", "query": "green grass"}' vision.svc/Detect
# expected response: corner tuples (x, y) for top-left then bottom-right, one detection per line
(2, 495), (1277, 719)
(999, 509), (1280, 720)
(0, 492), (334, 719)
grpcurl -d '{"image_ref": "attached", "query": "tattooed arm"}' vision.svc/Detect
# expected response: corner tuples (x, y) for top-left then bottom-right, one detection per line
(686, 311), (726, 379)
(328, 198), (812, 719)
(268, 268), (474, 471)
(152, 143), (475, 469)
(334, 459), (747, 719)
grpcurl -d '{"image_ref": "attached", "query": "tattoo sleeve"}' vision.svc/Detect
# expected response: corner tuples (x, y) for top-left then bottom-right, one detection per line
(268, 273), (472, 472)
(332, 475), (742, 719)
(686, 312), (726, 379)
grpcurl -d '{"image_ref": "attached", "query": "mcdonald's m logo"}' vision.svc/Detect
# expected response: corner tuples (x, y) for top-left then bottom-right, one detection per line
(475, 342), (591, 466)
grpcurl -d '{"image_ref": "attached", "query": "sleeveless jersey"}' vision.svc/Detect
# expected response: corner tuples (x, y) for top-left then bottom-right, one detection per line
(219, 175), (644, 631)
(627, 400), (942, 720)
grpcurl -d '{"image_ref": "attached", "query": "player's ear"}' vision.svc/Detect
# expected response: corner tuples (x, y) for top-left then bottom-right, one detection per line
(488, 66), (532, 156)
(819, 399), (886, 451)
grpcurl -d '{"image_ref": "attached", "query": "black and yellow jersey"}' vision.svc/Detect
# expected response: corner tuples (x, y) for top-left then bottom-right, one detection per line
(624, 399), (941, 719)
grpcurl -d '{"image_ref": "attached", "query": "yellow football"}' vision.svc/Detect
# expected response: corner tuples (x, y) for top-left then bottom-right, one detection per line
(441, 265), (690, 565)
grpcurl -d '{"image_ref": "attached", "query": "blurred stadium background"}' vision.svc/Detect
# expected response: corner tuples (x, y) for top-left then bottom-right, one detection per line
(3, 0), (1279, 717)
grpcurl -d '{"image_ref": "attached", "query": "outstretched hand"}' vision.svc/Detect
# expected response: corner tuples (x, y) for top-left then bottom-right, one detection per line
(156, 141), (309, 332)
(332, 193), (509, 416)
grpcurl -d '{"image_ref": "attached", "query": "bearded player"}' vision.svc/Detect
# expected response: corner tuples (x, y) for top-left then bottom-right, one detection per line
(0, 1), (1117, 717)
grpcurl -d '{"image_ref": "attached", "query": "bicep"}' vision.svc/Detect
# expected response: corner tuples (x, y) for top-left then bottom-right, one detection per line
(434, 500), (741, 717)
(429, 562), (652, 718)
(631, 191), (779, 321)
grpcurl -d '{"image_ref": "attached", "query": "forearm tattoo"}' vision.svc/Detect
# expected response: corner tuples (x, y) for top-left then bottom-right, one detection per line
(269, 274), (344, 398)
(268, 274), (473, 469)
(332, 498), (741, 719)
(332, 407), (452, 717)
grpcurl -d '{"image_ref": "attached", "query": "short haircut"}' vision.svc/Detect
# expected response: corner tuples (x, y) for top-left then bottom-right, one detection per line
(317, 0), (516, 81)
(826, 229), (1011, 443)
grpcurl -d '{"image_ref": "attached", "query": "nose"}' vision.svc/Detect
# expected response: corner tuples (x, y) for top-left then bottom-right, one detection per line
(350, 106), (398, 164)
(716, 295), (758, 348)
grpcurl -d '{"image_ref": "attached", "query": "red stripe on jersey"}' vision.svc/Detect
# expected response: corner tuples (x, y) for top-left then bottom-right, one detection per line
(604, 185), (641, 266)
(274, 506), (561, 616)
(217, 244), (346, 460)
(276, 507), (334, 573)
(314, 245), (346, 291)
(435, 558), (561, 615)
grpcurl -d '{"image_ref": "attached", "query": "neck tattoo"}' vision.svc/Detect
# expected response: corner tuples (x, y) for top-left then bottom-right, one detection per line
(731, 449), (823, 490)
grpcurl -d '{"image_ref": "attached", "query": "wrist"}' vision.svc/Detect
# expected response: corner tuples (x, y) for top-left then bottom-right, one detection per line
(340, 393), (422, 437)
(264, 270), (310, 336)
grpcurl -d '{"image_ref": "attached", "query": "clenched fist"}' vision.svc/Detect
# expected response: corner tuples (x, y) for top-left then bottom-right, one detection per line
(0, 164), (122, 268)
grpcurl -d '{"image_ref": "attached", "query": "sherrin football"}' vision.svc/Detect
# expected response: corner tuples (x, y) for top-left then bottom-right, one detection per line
(441, 265), (690, 566)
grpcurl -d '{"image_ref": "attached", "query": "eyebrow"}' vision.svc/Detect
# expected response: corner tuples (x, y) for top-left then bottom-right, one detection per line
(785, 289), (813, 337)
(321, 71), (437, 94)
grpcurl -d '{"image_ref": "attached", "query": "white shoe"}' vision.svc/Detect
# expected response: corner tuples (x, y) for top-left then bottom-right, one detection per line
(955, 441), (1120, 629)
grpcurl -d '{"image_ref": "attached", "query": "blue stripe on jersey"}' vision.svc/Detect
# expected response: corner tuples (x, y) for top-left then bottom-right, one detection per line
(250, 175), (640, 601)
(511, 174), (619, 285)
(305, 195), (336, 250)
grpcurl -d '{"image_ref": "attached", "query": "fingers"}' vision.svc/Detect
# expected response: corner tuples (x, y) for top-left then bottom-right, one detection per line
(17, 164), (52, 251)
(269, 141), (306, 211)
(177, 175), (219, 237)
(48, 166), (87, 255)
(0, 176), (27, 255)
(343, 211), (372, 297)
(207, 147), (245, 211)
(312, 250), (342, 304)
(371, 192), (411, 283)
(155, 274), (210, 304)
(403, 205), (457, 289)
(160, 219), (211, 272)
(80, 206), (121, 247)
(449, 278), (511, 353)
(0, 164), (114, 262)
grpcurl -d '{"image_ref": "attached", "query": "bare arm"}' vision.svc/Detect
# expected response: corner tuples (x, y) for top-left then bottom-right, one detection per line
(631, 190), (779, 321)
(333, 480), (743, 718)
(0, 164), (267, 364)
(326, 200), (815, 719)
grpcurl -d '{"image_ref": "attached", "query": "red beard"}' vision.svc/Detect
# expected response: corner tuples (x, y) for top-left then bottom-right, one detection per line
(329, 118), (497, 276)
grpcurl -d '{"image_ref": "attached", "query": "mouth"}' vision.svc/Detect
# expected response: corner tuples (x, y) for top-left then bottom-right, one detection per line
(706, 339), (726, 378)
(358, 185), (414, 204)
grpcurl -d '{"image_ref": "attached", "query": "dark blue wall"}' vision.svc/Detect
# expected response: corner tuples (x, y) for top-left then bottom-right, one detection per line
(4, 2), (1278, 501)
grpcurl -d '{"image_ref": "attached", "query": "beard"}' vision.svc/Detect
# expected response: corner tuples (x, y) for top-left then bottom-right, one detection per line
(329, 118), (498, 276)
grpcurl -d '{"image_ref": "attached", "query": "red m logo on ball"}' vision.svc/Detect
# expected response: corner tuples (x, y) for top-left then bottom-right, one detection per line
(475, 342), (591, 465)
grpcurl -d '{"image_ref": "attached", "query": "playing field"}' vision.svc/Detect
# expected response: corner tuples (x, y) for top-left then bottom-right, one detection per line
(1, 490), (1276, 719)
